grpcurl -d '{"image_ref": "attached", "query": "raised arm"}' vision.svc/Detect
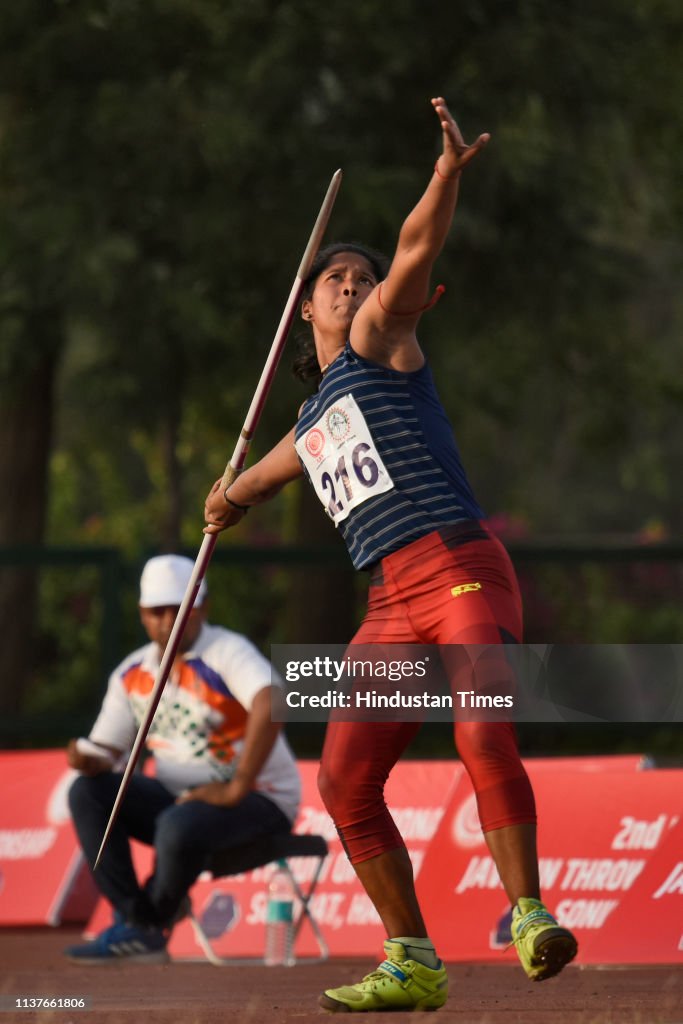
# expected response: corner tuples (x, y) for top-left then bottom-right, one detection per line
(350, 97), (489, 371)
(204, 426), (303, 534)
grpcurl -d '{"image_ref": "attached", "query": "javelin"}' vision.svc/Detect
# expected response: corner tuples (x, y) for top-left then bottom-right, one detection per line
(94, 169), (342, 869)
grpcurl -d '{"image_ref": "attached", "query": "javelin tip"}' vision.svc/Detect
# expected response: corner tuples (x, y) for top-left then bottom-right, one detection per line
(297, 171), (344, 280)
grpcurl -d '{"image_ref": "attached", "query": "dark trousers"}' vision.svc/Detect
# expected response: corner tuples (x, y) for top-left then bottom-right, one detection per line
(69, 772), (291, 928)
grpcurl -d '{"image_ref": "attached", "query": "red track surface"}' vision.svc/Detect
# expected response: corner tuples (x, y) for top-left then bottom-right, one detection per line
(0, 929), (680, 1024)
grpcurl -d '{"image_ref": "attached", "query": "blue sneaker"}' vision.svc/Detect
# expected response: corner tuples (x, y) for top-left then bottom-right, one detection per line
(64, 920), (169, 965)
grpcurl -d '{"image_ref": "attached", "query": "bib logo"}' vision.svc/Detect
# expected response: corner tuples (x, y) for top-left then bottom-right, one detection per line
(305, 428), (325, 458)
(326, 406), (350, 442)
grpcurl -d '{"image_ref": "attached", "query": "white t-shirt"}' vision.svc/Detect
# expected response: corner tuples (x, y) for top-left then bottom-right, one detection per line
(89, 623), (301, 823)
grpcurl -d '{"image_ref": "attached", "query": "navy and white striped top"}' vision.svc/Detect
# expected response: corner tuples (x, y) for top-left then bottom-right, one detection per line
(295, 342), (484, 569)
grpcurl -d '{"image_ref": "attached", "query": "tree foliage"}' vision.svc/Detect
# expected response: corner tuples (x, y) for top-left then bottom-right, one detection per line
(1, 1), (683, 717)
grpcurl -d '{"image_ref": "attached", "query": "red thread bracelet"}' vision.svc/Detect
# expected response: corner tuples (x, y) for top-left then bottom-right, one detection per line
(434, 159), (459, 181)
(377, 282), (446, 316)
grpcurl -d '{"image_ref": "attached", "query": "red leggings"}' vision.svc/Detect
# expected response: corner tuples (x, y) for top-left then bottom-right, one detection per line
(318, 522), (536, 864)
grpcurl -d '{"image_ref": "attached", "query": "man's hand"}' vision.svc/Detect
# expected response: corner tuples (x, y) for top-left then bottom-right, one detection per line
(176, 777), (250, 808)
(432, 96), (490, 178)
(203, 479), (246, 535)
(66, 738), (118, 776)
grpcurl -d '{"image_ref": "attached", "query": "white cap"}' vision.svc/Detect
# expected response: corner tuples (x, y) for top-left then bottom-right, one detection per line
(139, 555), (207, 608)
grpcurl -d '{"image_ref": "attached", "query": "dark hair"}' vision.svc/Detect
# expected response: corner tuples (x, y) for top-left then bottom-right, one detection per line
(292, 242), (390, 385)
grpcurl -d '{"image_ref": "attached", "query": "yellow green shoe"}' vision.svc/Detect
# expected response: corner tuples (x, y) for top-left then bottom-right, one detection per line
(319, 940), (448, 1013)
(511, 898), (578, 981)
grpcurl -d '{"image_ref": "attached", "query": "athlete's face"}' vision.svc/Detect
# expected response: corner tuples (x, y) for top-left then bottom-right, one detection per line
(139, 604), (205, 654)
(302, 253), (378, 336)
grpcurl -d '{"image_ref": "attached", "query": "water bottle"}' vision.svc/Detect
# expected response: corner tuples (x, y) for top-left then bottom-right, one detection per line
(264, 861), (296, 966)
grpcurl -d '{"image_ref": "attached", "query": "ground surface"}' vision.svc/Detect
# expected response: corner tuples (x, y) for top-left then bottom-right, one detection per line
(0, 929), (680, 1024)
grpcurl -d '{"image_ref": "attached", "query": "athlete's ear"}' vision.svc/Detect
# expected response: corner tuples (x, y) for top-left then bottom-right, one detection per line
(301, 300), (313, 322)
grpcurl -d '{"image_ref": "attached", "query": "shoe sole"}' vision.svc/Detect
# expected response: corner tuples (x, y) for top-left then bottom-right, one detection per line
(65, 951), (170, 966)
(319, 993), (443, 1013)
(530, 931), (578, 981)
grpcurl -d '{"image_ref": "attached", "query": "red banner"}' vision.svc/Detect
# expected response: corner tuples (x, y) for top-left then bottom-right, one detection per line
(579, 815), (683, 963)
(416, 761), (682, 964)
(8, 748), (676, 965)
(0, 751), (97, 925)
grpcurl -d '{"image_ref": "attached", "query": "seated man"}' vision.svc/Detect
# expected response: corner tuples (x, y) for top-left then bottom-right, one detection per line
(65, 554), (300, 964)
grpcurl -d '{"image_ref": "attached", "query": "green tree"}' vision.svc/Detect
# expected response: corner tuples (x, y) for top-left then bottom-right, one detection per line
(2, 0), (683, 719)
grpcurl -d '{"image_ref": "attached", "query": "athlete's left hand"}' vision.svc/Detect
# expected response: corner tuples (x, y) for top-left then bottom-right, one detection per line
(432, 96), (490, 177)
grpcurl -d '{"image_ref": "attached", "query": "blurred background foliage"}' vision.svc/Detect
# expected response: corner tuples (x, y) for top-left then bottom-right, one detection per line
(0, 0), (682, 757)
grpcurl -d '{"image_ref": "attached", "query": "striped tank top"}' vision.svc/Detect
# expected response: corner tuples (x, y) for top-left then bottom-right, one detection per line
(294, 342), (484, 569)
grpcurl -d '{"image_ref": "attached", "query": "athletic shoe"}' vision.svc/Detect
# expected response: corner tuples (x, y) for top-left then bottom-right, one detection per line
(319, 939), (448, 1012)
(511, 898), (577, 981)
(64, 920), (169, 965)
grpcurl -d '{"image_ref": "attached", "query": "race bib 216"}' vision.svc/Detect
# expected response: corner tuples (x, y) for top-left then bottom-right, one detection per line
(295, 394), (394, 523)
